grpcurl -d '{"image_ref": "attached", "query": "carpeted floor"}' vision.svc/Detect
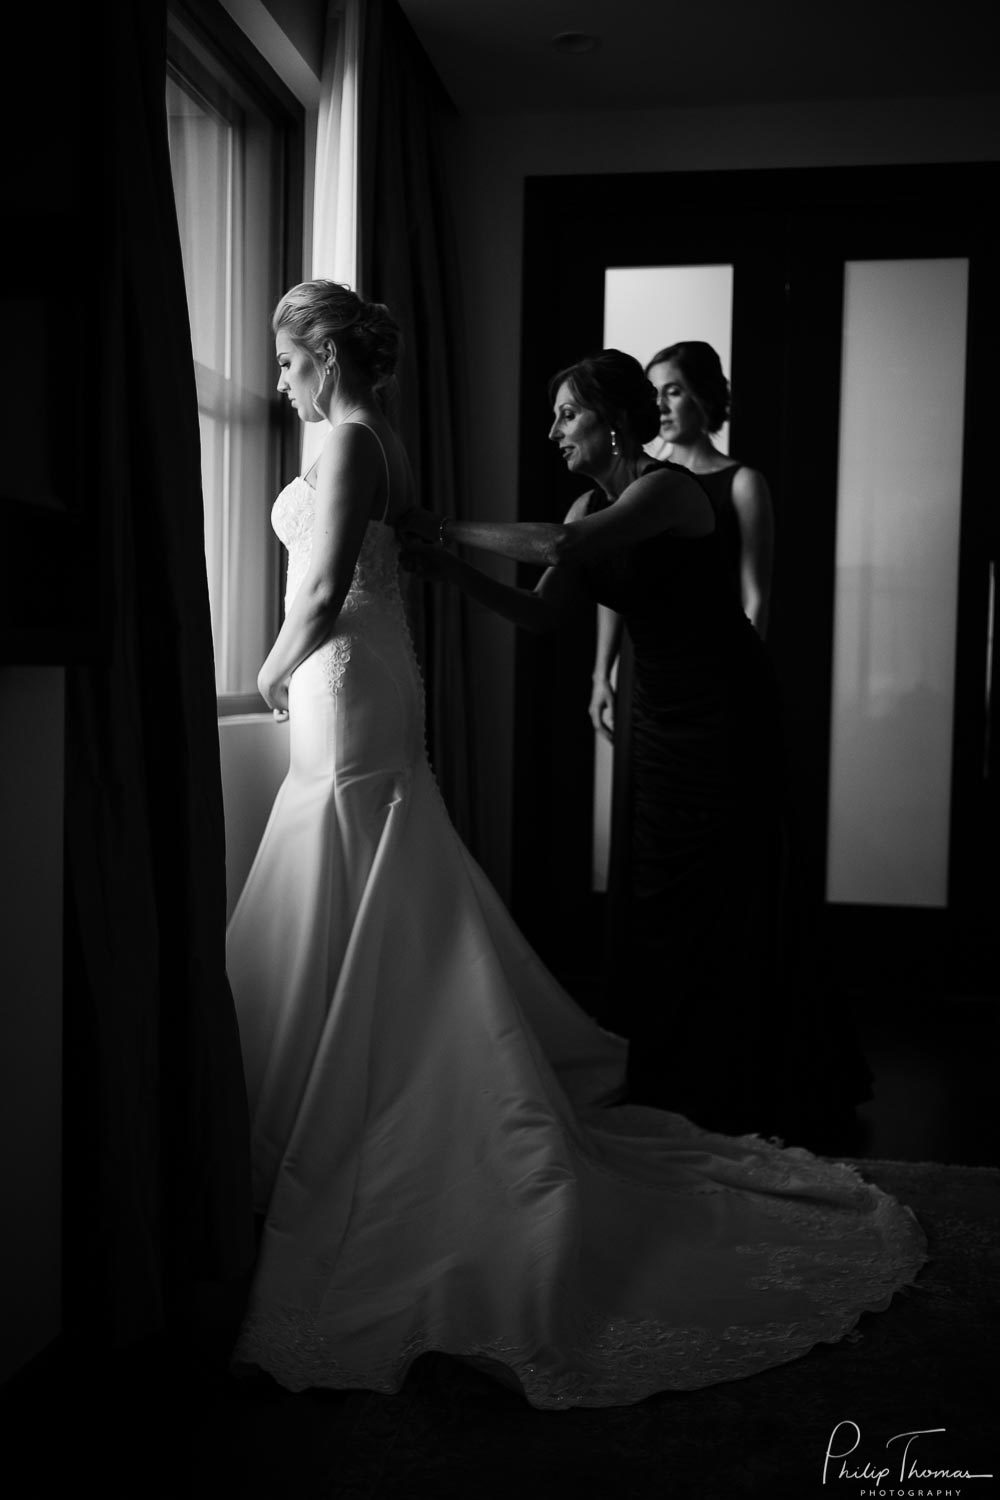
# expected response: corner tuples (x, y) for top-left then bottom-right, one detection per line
(186, 1157), (998, 1500)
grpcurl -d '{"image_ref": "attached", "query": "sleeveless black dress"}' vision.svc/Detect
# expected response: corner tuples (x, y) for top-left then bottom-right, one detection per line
(689, 463), (744, 601)
(586, 463), (865, 1138)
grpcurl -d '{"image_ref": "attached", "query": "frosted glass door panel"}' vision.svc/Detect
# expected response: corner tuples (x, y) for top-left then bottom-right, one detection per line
(826, 258), (968, 907)
(593, 265), (734, 889)
(604, 265), (734, 455)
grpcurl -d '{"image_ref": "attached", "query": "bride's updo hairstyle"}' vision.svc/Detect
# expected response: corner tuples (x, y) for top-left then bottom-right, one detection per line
(272, 280), (401, 390)
(645, 341), (730, 435)
(548, 350), (660, 447)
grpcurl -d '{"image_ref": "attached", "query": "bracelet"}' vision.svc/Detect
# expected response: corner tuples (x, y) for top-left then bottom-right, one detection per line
(437, 514), (450, 546)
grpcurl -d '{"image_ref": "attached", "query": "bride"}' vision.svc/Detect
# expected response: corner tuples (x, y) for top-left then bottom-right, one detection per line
(226, 280), (925, 1409)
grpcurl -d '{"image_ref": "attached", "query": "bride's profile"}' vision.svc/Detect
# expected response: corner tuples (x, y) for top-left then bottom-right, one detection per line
(225, 279), (925, 1409)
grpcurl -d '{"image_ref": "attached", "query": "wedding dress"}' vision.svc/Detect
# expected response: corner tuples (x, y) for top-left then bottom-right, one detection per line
(226, 427), (925, 1409)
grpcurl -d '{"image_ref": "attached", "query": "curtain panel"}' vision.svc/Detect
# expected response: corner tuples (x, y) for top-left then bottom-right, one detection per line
(313, 0), (362, 289)
(357, 0), (477, 845)
(302, 0), (364, 479)
(62, 0), (254, 1349)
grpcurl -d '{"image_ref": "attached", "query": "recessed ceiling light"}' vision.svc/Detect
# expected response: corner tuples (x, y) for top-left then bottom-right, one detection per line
(550, 32), (600, 55)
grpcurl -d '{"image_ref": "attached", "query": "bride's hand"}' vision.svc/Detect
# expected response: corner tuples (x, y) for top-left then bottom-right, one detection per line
(396, 505), (445, 545)
(258, 668), (289, 717)
(589, 679), (615, 743)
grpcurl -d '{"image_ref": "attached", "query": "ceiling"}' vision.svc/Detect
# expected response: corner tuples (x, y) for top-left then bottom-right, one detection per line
(397, 0), (1000, 114)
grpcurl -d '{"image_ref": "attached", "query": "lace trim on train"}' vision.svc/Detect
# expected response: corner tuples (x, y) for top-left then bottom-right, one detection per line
(233, 1135), (925, 1408)
(234, 1209), (922, 1409)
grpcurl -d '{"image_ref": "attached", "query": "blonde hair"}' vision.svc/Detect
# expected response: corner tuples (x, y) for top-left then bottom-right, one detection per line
(272, 280), (401, 389)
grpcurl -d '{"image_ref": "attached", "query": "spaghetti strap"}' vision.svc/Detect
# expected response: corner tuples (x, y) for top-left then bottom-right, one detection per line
(344, 421), (392, 522)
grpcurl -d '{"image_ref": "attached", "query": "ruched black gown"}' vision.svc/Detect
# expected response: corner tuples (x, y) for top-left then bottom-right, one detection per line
(586, 462), (868, 1138)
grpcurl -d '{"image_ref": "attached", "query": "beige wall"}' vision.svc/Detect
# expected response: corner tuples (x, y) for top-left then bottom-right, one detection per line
(448, 93), (1000, 898)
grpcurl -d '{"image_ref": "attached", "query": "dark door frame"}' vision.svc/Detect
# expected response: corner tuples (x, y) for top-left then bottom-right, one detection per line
(513, 161), (999, 996)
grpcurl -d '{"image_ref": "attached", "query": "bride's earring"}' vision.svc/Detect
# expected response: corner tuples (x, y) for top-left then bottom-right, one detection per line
(312, 357), (339, 416)
(610, 428), (620, 455)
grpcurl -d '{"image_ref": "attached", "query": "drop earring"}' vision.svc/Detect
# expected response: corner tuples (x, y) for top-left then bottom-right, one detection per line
(312, 357), (339, 417)
(610, 428), (619, 455)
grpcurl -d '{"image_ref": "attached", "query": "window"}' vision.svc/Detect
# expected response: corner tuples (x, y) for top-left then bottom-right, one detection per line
(166, 1), (303, 707)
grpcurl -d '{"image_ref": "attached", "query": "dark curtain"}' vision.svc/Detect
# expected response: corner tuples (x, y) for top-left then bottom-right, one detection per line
(62, 0), (254, 1350)
(358, 0), (477, 844)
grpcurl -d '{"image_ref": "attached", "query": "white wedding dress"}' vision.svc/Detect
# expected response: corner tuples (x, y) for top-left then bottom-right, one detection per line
(227, 429), (926, 1409)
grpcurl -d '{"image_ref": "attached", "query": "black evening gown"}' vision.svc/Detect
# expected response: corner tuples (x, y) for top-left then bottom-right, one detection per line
(689, 464), (744, 599)
(590, 462), (869, 1139)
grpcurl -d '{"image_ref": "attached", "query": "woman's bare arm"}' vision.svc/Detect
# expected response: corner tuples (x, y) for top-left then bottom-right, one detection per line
(258, 425), (381, 707)
(589, 606), (623, 743)
(405, 546), (587, 633)
(730, 465), (774, 638)
(401, 466), (711, 569)
(403, 491), (595, 633)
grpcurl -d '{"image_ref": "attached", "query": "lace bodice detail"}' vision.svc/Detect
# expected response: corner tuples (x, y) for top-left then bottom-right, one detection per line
(272, 475), (400, 604)
(271, 476), (404, 693)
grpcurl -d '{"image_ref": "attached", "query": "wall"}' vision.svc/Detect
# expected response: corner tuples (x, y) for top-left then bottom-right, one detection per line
(448, 92), (1000, 899)
(255, 0), (325, 73)
(0, 668), (64, 1382)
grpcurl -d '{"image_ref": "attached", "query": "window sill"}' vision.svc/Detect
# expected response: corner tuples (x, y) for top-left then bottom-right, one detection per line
(217, 691), (267, 718)
(217, 710), (285, 729)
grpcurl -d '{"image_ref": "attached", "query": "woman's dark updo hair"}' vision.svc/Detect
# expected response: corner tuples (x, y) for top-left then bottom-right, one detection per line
(548, 349), (661, 447)
(272, 280), (401, 389)
(645, 341), (730, 435)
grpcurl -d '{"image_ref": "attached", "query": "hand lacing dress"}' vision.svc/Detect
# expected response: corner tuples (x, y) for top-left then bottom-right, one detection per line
(226, 427), (925, 1409)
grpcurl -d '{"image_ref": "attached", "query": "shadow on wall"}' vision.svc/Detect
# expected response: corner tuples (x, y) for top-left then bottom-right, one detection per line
(219, 714), (290, 921)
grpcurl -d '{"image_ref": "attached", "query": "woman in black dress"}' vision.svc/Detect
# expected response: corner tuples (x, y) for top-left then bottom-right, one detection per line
(591, 340), (773, 746)
(647, 340), (773, 629)
(402, 350), (856, 1139)
(589, 341), (785, 1123)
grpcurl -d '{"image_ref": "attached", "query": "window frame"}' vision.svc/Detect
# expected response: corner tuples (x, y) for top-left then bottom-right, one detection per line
(167, 0), (305, 716)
